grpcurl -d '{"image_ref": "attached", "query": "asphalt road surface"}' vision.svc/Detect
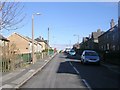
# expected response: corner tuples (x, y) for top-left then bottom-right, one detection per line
(20, 53), (120, 89)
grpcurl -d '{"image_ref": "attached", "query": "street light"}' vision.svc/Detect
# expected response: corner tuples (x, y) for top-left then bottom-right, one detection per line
(48, 27), (50, 57)
(73, 34), (79, 43)
(32, 13), (41, 64)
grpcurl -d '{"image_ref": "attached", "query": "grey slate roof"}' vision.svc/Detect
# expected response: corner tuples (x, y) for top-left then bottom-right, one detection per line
(92, 31), (104, 39)
(35, 38), (48, 45)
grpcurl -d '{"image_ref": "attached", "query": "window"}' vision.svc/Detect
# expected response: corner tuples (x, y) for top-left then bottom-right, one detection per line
(107, 43), (109, 50)
(113, 35), (115, 41)
(85, 52), (98, 56)
(112, 45), (115, 51)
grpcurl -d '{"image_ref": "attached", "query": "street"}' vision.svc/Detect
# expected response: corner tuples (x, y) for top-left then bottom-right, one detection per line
(20, 53), (119, 89)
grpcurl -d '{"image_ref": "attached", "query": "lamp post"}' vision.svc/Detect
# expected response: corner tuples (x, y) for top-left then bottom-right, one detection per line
(32, 13), (41, 64)
(48, 27), (50, 57)
(73, 34), (80, 43)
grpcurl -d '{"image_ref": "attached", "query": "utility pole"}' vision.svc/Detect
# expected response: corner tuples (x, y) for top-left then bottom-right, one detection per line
(0, 1), (2, 31)
(32, 13), (41, 64)
(32, 14), (34, 64)
(48, 27), (49, 56)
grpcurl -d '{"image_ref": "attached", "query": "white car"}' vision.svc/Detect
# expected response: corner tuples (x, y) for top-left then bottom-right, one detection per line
(81, 50), (100, 64)
(69, 49), (76, 56)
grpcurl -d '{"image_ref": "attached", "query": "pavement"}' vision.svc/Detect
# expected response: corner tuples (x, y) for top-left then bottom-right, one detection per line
(0, 53), (119, 90)
(0, 53), (57, 90)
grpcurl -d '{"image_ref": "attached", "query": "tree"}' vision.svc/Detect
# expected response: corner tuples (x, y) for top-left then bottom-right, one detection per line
(0, 1), (26, 31)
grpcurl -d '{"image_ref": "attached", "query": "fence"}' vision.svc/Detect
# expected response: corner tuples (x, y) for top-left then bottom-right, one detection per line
(0, 51), (50, 72)
(0, 54), (24, 72)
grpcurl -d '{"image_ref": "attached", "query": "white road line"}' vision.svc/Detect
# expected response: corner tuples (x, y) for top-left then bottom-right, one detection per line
(82, 79), (92, 90)
(73, 67), (80, 74)
(69, 62), (79, 74)
(69, 61), (92, 90)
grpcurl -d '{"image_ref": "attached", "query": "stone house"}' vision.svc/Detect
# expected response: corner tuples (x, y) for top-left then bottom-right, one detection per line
(98, 19), (119, 52)
(80, 29), (104, 50)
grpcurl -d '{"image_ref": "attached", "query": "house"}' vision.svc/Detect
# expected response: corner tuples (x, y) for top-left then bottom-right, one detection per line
(98, 19), (119, 51)
(0, 34), (9, 60)
(80, 29), (104, 50)
(7, 33), (42, 54)
(35, 36), (49, 51)
(80, 37), (89, 49)
(89, 29), (104, 50)
(0, 34), (9, 46)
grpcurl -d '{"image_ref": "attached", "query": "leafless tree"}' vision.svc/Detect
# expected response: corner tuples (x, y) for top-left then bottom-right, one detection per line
(0, 1), (26, 31)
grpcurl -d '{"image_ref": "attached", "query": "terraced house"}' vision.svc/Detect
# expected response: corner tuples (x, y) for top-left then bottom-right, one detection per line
(80, 29), (104, 50)
(98, 19), (119, 52)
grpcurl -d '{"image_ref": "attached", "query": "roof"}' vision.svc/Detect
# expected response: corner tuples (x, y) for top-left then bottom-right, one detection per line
(35, 38), (48, 45)
(98, 24), (118, 38)
(0, 34), (9, 42)
(9, 32), (31, 42)
(9, 33), (38, 45)
(92, 30), (104, 39)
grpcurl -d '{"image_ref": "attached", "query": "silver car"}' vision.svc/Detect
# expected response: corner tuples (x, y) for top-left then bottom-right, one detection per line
(81, 50), (100, 64)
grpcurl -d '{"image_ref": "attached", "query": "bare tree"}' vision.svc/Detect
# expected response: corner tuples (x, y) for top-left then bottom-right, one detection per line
(0, 1), (26, 31)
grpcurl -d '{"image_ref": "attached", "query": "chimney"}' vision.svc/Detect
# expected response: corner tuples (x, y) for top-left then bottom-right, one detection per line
(97, 29), (101, 32)
(110, 19), (115, 28)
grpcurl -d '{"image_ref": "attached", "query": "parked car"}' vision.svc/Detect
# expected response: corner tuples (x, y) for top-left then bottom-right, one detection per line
(66, 49), (76, 59)
(69, 49), (76, 56)
(81, 50), (100, 64)
(64, 47), (71, 54)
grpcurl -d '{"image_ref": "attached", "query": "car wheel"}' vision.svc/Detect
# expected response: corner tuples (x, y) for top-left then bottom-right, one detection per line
(81, 58), (83, 64)
(82, 59), (85, 64)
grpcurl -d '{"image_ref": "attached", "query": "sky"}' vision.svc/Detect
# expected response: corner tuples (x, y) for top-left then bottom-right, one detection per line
(1, 2), (118, 50)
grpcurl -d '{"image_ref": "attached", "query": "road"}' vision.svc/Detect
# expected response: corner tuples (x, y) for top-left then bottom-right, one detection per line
(20, 53), (120, 89)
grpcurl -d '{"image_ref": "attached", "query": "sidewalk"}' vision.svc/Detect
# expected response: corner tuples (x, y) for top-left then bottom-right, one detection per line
(0, 53), (57, 89)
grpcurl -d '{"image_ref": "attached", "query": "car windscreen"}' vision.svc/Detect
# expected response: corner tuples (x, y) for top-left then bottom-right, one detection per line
(70, 50), (75, 52)
(85, 52), (98, 56)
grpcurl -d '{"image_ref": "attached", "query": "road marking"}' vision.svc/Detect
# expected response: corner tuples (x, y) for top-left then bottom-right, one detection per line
(69, 61), (92, 90)
(69, 62), (80, 74)
(82, 79), (92, 90)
